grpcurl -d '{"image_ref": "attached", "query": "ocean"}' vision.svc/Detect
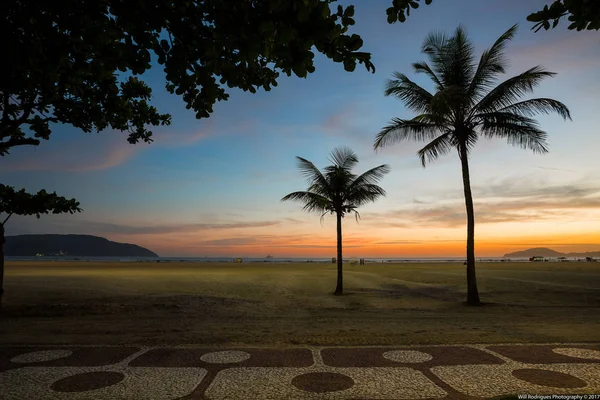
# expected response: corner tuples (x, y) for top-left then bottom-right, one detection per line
(5, 256), (532, 263)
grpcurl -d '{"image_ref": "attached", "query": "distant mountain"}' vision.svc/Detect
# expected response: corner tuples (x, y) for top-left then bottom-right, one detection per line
(5, 234), (158, 257)
(504, 247), (600, 258)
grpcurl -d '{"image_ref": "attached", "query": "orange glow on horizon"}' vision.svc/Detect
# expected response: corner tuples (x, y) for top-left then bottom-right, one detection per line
(112, 231), (600, 258)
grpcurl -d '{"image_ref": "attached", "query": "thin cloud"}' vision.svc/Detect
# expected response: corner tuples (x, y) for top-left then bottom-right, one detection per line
(196, 238), (258, 246)
(536, 166), (577, 173)
(509, 31), (600, 74)
(8, 218), (282, 236)
(363, 180), (600, 228)
(1, 120), (219, 172)
(151, 121), (215, 148)
(1, 132), (138, 172)
(375, 239), (464, 245)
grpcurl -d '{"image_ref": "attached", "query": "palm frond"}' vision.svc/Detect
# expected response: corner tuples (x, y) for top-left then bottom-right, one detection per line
(416, 132), (453, 166)
(374, 117), (445, 150)
(429, 85), (467, 119)
(421, 30), (450, 83)
(422, 30), (448, 56)
(412, 61), (444, 91)
(479, 113), (549, 154)
(345, 164), (390, 202)
(445, 25), (476, 89)
(498, 98), (571, 120)
(324, 166), (356, 204)
(281, 191), (332, 214)
(385, 72), (434, 113)
(348, 164), (391, 187)
(346, 184), (388, 208)
(296, 156), (329, 188)
(469, 24), (517, 99)
(464, 129), (479, 153)
(473, 66), (557, 115)
(328, 147), (358, 171)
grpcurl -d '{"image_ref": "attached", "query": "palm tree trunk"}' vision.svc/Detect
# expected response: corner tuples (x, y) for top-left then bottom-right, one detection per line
(0, 223), (5, 309)
(334, 212), (343, 295)
(459, 144), (481, 306)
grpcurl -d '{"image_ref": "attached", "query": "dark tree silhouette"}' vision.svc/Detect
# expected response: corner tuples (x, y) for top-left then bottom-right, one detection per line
(1, 0), (377, 307)
(374, 24), (571, 305)
(0, 185), (81, 308)
(1, 0), (375, 152)
(282, 148), (389, 295)
(385, 0), (600, 31)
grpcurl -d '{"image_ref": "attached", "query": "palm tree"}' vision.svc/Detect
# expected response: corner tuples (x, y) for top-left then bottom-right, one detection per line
(282, 147), (390, 295)
(373, 24), (571, 305)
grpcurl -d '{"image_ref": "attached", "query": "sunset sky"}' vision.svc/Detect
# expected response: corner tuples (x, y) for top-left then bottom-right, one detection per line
(2, 0), (599, 257)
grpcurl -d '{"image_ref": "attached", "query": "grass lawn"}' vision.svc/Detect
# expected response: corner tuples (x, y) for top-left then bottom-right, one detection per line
(1, 261), (599, 346)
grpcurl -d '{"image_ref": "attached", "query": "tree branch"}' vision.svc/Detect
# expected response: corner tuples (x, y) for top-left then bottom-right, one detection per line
(2, 213), (13, 226)
(0, 137), (41, 155)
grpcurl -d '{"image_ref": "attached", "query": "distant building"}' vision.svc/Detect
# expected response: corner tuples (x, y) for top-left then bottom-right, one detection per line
(529, 256), (544, 262)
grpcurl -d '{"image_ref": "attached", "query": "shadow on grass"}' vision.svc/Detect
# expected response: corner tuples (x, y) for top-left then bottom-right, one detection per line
(353, 283), (463, 302)
(1, 295), (262, 318)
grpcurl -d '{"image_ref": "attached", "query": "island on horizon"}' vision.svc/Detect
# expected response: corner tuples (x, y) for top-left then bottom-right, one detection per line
(504, 247), (600, 258)
(5, 234), (158, 258)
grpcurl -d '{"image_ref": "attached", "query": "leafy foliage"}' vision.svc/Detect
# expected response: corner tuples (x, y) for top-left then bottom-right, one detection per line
(282, 147), (390, 223)
(1, 0), (375, 155)
(374, 24), (571, 166)
(385, 0), (600, 31)
(527, 0), (600, 31)
(0, 185), (81, 225)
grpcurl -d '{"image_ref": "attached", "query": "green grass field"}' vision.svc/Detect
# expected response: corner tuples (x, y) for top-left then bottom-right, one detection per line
(1, 261), (599, 346)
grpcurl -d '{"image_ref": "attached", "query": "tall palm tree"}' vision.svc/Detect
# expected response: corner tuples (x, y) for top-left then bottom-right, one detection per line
(373, 24), (571, 305)
(282, 147), (390, 295)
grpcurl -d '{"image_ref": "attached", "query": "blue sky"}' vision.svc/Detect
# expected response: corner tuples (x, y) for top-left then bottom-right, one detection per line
(2, 0), (599, 257)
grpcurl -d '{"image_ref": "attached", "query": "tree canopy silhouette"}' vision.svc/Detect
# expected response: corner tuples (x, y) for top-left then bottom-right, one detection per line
(1, 0), (375, 153)
(374, 24), (571, 305)
(0, 0), (377, 308)
(0, 185), (81, 307)
(385, 0), (600, 32)
(282, 147), (389, 295)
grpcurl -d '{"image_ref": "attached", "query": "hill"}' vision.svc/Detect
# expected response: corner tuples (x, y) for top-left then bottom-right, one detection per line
(503, 247), (564, 257)
(5, 234), (158, 257)
(504, 247), (600, 258)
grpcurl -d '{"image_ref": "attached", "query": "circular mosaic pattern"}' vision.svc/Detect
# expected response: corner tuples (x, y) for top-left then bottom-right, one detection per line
(292, 372), (354, 393)
(51, 371), (125, 392)
(11, 350), (73, 364)
(553, 347), (600, 360)
(512, 369), (587, 389)
(200, 350), (251, 364)
(382, 350), (433, 363)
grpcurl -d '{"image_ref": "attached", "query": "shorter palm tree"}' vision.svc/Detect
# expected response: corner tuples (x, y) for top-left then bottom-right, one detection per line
(282, 147), (390, 295)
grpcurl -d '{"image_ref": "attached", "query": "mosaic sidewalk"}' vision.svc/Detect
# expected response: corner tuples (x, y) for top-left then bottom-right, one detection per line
(1, 343), (600, 399)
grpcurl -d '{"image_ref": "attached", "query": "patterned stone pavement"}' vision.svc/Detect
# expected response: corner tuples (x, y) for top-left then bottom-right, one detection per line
(1, 343), (600, 399)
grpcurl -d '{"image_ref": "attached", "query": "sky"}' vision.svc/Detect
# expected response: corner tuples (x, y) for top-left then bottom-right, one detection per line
(2, 0), (599, 258)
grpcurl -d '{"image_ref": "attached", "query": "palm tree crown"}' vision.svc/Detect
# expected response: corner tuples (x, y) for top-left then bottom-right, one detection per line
(282, 147), (390, 295)
(282, 147), (390, 222)
(373, 24), (570, 305)
(374, 24), (571, 165)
